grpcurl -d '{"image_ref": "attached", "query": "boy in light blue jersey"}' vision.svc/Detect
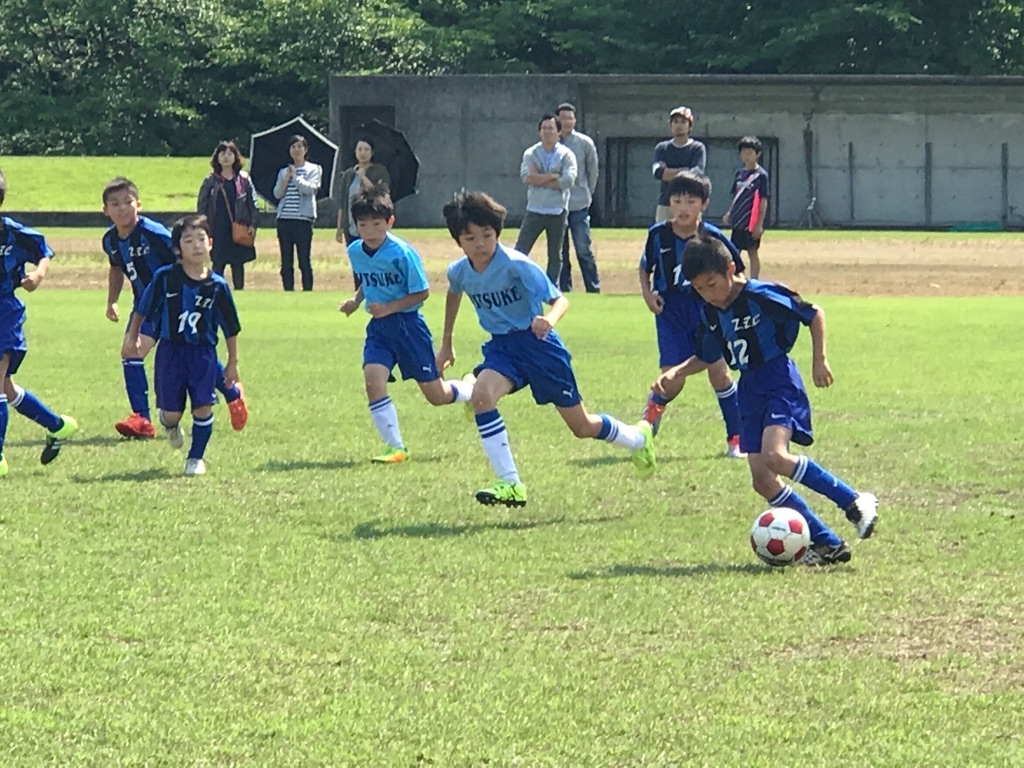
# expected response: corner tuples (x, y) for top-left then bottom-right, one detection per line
(651, 238), (878, 565)
(339, 190), (473, 463)
(436, 190), (655, 508)
(0, 168), (79, 476)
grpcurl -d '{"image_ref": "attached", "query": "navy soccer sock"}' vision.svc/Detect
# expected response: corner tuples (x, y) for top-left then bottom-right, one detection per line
(122, 359), (151, 419)
(188, 414), (214, 460)
(0, 394), (8, 455)
(790, 455), (858, 509)
(769, 485), (843, 547)
(215, 361), (239, 402)
(714, 382), (743, 438)
(11, 386), (63, 433)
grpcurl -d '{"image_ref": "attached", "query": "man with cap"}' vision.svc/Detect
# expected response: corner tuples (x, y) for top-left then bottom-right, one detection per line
(652, 106), (707, 222)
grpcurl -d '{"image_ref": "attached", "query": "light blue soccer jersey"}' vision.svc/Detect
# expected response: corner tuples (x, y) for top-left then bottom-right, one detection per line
(347, 232), (429, 313)
(447, 244), (561, 335)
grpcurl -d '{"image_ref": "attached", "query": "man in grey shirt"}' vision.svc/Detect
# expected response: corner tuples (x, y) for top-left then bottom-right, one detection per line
(556, 102), (600, 293)
(514, 114), (577, 284)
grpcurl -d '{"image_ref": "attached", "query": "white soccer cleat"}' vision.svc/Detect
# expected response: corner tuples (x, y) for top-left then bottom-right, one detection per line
(166, 424), (185, 450)
(845, 492), (879, 539)
(184, 458), (207, 476)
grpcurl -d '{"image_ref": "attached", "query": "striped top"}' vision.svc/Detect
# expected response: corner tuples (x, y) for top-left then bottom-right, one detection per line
(273, 162), (322, 221)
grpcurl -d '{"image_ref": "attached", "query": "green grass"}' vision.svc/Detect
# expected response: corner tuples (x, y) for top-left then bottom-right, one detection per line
(0, 157), (209, 211)
(1, 291), (1022, 766)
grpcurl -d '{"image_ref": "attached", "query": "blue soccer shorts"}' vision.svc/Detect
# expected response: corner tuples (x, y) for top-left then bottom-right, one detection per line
(154, 342), (219, 413)
(737, 358), (814, 454)
(475, 329), (583, 408)
(0, 299), (28, 376)
(363, 312), (439, 383)
(654, 291), (704, 368)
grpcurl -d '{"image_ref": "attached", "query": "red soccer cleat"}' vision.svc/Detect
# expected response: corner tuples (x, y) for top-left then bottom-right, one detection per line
(228, 382), (248, 431)
(115, 412), (156, 439)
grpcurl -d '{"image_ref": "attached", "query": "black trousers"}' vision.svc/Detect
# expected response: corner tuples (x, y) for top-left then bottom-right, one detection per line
(277, 218), (314, 291)
(212, 260), (245, 290)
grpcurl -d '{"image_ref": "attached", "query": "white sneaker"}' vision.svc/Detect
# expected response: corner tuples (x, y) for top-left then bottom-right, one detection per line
(845, 492), (878, 539)
(166, 424), (184, 450)
(184, 458), (207, 476)
(462, 372), (477, 422)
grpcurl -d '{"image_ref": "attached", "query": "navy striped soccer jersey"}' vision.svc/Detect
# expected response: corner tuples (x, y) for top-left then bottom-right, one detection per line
(729, 165), (770, 231)
(1, 217), (53, 301)
(695, 279), (818, 371)
(137, 264), (241, 347)
(102, 216), (176, 303)
(640, 222), (744, 295)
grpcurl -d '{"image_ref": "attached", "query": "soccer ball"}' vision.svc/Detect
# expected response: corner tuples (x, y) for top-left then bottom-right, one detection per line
(750, 508), (811, 566)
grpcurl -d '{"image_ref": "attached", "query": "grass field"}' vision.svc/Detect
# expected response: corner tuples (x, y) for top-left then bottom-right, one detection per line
(1, 286), (1022, 766)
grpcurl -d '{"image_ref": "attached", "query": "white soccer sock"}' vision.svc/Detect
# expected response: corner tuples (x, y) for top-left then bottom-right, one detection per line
(445, 378), (473, 403)
(477, 410), (520, 483)
(369, 396), (404, 449)
(600, 416), (646, 451)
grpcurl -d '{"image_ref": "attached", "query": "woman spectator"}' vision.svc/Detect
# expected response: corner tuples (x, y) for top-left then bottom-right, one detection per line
(335, 139), (391, 246)
(273, 135), (322, 291)
(197, 140), (258, 289)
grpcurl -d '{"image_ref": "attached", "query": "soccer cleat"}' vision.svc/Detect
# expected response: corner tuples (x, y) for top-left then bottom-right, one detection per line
(115, 412), (156, 439)
(845, 492), (879, 539)
(228, 382), (248, 431)
(798, 540), (853, 566)
(184, 458), (207, 476)
(726, 435), (746, 459)
(371, 446), (409, 464)
(475, 479), (527, 507)
(642, 398), (665, 438)
(40, 415), (79, 465)
(462, 373), (477, 422)
(631, 420), (656, 477)
(0, 454), (8, 477)
(166, 423), (185, 450)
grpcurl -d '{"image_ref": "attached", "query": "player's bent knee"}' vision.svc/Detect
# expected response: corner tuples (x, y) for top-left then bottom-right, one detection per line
(192, 405), (213, 419)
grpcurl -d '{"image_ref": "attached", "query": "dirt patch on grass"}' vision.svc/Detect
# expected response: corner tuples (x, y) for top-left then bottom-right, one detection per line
(42, 232), (1024, 297)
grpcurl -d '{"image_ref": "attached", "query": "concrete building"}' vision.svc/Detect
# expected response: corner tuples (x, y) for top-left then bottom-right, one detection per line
(328, 74), (1024, 229)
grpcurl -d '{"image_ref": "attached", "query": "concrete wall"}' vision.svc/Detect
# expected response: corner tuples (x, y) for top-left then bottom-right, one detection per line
(328, 74), (1024, 228)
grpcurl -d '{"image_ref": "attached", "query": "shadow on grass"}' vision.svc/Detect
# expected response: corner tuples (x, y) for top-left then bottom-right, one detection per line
(72, 467), (175, 484)
(7, 435), (124, 449)
(334, 514), (624, 542)
(568, 562), (790, 579)
(259, 459), (357, 472)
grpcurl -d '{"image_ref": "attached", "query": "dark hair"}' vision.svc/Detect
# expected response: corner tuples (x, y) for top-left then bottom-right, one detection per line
(443, 190), (507, 241)
(287, 134), (309, 159)
(556, 102), (576, 116)
(171, 214), (212, 251)
(0, 168), (6, 206)
(353, 137), (375, 153)
(682, 238), (733, 281)
(538, 114), (562, 131)
(666, 171), (711, 202)
(738, 136), (763, 156)
(102, 177), (140, 205)
(350, 189), (394, 222)
(211, 140), (244, 173)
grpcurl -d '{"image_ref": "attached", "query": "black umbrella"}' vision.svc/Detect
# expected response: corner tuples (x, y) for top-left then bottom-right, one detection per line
(353, 120), (420, 202)
(249, 116), (339, 205)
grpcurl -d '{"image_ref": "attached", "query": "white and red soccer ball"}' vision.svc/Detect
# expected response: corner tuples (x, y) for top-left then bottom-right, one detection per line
(750, 508), (811, 566)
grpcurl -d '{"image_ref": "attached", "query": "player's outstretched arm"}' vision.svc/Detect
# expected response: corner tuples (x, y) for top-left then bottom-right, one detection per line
(106, 265), (124, 321)
(435, 290), (463, 371)
(808, 307), (833, 388)
(532, 295), (569, 339)
(652, 356), (712, 401)
(21, 256), (50, 292)
(223, 336), (240, 386)
(339, 286), (364, 316)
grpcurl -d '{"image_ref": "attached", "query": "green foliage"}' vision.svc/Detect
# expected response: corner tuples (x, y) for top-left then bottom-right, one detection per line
(1, 288), (1023, 764)
(1, 0), (1023, 155)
